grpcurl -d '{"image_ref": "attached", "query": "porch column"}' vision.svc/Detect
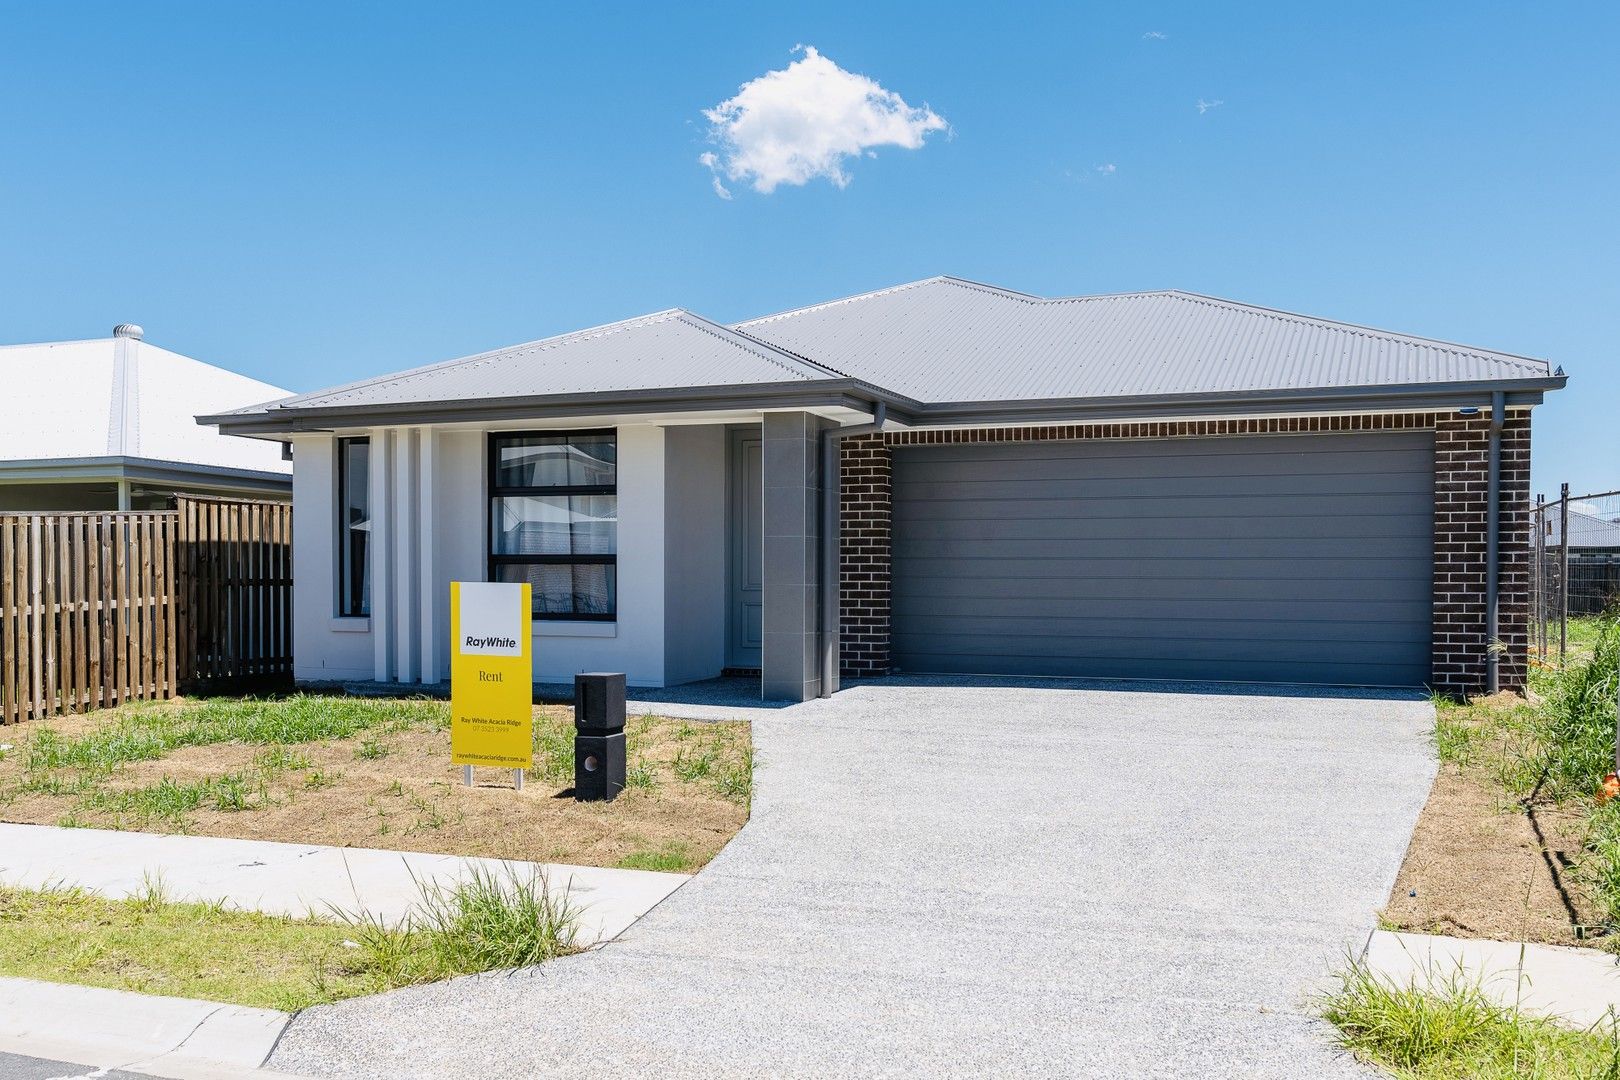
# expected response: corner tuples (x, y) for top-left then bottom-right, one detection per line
(762, 412), (831, 701)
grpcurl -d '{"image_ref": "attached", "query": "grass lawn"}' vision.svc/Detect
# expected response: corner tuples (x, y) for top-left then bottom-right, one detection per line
(1380, 614), (1618, 947)
(1322, 960), (1620, 1080)
(0, 867), (578, 1011)
(0, 695), (751, 873)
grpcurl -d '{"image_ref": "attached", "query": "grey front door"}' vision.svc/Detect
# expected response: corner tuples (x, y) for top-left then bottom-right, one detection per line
(727, 427), (764, 669)
(889, 431), (1434, 686)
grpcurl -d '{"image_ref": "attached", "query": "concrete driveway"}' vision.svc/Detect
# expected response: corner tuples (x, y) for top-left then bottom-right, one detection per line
(272, 680), (1435, 1079)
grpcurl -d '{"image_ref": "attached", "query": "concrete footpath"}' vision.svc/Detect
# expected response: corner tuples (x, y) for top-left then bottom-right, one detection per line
(0, 977), (300, 1080)
(0, 823), (687, 1078)
(1365, 930), (1620, 1029)
(0, 822), (687, 943)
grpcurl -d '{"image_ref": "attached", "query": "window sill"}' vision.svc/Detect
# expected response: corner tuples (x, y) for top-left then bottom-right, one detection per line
(330, 617), (371, 633)
(533, 621), (617, 639)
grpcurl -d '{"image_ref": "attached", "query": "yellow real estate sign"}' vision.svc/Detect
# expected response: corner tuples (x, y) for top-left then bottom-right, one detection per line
(450, 581), (533, 769)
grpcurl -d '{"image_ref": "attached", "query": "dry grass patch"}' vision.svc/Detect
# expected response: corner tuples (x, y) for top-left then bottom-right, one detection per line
(0, 696), (750, 872)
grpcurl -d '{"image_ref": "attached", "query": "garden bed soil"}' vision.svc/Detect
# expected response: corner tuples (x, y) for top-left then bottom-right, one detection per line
(0, 702), (749, 872)
(1383, 760), (1601, 946)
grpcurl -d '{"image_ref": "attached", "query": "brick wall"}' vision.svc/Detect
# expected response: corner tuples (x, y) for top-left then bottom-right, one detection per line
(839, 411), (1532, 695)
(1433, 412), (1532, 694)
(839, 434), (892, 679)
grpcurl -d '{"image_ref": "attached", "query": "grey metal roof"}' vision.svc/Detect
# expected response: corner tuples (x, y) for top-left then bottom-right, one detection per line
(207, 276), (1563, 431)
(240, 309), (840, 414)
(734, 277), (1556, 404)
(1547, 508), (1620, 549)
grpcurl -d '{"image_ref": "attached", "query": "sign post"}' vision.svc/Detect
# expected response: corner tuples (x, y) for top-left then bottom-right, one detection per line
(450, 581), (533, 789)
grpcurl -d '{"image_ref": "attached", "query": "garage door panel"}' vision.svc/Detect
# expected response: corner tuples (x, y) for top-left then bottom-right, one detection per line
(889, 433), (1433, 687)
(896, 630), (1429, 664)
(895, 489), (1431, 520)
(891, 616), (1432, 648)
(893, 574), (1431, 603)
(895, 443), (1431, 482)
(894, 650), (1430, 686)
(895, 471), (1433, 503)
(893, 510), (1433, 542)
(894, 555), (1428, 580)
(892, 594), (1431, 625)
(894, 536), (1433, 562)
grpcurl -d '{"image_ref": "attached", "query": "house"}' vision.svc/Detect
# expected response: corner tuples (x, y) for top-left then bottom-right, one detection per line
(0, 324), (291, 510)
(204, 277), (1566, 700)
(1543, 506), (1620, 616)
(1545, 507), (1620, 554)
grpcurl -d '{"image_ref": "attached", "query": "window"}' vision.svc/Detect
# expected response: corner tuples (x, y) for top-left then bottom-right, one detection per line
(337, 437), (371, 617)
(489, 431), (617, 619)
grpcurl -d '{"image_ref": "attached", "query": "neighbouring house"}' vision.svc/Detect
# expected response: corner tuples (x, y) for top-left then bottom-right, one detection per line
(1543, 506), (1620, 616)
(0, 324), (291, 510)
(204, 278), (1566, 700)
(1546, 507), (1620, 555)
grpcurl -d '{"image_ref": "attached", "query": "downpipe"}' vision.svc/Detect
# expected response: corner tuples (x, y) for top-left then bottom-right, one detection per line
(1486, 390), (1504, 694)
(819, 401), (888, 698)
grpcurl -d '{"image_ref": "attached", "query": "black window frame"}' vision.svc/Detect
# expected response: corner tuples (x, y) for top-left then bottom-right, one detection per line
(336, 436), (371, 618)
(487, 429), (618, 621)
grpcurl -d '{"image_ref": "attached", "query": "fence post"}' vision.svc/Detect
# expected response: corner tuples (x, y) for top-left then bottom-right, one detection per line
(1558, 482), (1570, 666)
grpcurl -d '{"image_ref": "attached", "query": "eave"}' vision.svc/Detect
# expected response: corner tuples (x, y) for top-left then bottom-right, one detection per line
(201, 372), (1566, 438)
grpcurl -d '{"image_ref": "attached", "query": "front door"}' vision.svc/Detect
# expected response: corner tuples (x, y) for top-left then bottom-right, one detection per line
(727, 427), (764, 669)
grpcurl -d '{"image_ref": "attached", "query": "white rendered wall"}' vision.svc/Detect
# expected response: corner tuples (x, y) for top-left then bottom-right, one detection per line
(290, 434), (373, 681)
(296, 423), (676, 688)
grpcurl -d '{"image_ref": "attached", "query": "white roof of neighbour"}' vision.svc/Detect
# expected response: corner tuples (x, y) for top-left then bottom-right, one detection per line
(0, 332), (291, 475)
(735, 277), (1555, 403)
(249, 309), (841, 413)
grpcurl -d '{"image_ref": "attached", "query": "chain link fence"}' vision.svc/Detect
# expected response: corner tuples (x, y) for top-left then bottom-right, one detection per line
(1532, 485), (1620, 667)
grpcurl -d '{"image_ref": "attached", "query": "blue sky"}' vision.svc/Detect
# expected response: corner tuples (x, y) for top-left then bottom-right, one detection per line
(2, 2), (1614, 495)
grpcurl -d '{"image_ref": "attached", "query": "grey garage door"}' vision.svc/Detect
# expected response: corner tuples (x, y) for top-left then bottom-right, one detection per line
(890, 432), (1434, 686)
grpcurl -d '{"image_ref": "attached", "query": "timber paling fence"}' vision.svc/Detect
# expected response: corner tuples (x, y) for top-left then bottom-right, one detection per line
(0, 496), (292, 725)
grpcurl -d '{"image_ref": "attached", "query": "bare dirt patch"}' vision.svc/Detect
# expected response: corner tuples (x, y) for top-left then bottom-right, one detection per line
(1383, 761), (1600, 945)
(0, 698), (749, 872)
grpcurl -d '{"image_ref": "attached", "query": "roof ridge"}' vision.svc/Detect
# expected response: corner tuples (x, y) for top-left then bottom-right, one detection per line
(734, 276), (964, 327)
(930, 276), (1046, 302)
(267, 309), (691, 409)
(673, 311), (849, 381)
(1150, 291), (1550, 371)
(0, 336), (114, 351)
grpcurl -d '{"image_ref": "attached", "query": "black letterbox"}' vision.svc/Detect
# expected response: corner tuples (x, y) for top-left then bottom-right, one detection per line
(574, 672), (626, 801)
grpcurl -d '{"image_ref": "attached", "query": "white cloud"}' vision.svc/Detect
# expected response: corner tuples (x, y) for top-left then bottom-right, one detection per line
(698, 153), (733, 199)
(1142, 30), (1167, 40)
(1571, 501), (1601, 516)
(700, 46), (948, 195)
(1096, 163), (1116, 175)
(1197, 98), (1225, 114)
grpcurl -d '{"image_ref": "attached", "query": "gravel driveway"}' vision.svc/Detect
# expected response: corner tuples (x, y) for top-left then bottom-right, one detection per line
(272, 680), (1435, 1079)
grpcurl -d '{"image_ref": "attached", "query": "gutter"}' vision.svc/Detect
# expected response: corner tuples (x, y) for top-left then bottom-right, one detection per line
(199, 374), (1566, 440)
(199, 379), (921, 437)
(902, 376), (1566, 427)
(1486, 390), (1505, 694)
(818, 401), (890, 698)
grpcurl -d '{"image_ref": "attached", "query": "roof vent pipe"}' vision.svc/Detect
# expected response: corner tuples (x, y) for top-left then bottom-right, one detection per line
(113, 323), (144, 340)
